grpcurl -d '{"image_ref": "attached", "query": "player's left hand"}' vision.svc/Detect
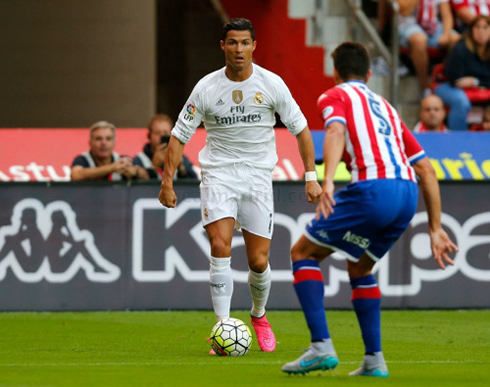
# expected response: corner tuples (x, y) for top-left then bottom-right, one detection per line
(430, 228), (458, 270)
(305, 181), (322, 204)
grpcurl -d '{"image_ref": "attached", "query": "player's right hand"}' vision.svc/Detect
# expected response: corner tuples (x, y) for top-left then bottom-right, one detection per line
(158, 184), (177, 208)
(315, 180), (336, 220)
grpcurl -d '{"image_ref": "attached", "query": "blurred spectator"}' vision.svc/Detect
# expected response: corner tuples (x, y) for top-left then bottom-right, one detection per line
(414, 94), (449, 131)
(434, 14), (490, 130)
(371, 0), (411, 76)
(450, 0), (490, 31)
(133, 114), (198, 179)
(71, 121), (144, 181)
(470, 104), (490, 129)
(397, 0), (460, 98)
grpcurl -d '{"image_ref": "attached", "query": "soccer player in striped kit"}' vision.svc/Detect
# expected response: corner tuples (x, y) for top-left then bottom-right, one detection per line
(282, 42), (458, 377)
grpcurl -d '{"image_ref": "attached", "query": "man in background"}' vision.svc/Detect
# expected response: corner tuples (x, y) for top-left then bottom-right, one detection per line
(133, 114), (197, 179)
(413, 95), (449, 132)
(71, 121), (144, 181)
(451, 0), (490, 31)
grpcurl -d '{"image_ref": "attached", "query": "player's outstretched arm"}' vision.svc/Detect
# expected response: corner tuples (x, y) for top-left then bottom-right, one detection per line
(158, 136), (185, 208)
(412, 157), (458, 269)
(296, 126), (322, 204)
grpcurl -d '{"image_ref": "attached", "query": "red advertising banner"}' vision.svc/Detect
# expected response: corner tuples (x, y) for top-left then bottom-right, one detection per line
(0, 128), (307, 181)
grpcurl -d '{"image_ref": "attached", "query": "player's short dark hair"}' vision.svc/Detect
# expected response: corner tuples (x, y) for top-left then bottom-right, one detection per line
(331, 42), (370, 81)
(222, 18), (255, 41)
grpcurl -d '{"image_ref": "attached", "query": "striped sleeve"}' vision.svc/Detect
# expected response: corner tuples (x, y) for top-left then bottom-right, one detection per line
(402, 124), (426, 164)
(317, 88), (347, 129)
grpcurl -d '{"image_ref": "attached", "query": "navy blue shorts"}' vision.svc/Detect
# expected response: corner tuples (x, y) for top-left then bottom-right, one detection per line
(305, 179), (418, 261)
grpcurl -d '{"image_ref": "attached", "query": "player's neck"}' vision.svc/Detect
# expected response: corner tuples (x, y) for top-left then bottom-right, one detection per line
(224, 64), (253, 82)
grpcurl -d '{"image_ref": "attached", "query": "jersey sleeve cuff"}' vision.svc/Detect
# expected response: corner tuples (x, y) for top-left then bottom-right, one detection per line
(408, 150), (426, 165)
(287, 116), (308, 136)
(325, 116), (347, 128)
(171, 126), (191, 144)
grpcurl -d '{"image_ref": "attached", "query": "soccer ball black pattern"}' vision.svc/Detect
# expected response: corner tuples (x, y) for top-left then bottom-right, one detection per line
(210, 317), (252, 356)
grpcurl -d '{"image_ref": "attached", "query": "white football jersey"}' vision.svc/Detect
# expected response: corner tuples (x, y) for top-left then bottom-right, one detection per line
(172, 64), (307, 170)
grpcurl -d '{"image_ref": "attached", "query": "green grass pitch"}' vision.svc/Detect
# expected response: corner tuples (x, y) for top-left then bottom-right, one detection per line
(0, 310), (488, 386)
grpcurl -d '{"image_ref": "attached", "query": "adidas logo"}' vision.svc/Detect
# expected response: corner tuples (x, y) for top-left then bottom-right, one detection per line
(216, 99), (225, 106)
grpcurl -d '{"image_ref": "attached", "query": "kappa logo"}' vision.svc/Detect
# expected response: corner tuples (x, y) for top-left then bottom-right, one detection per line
(131, 199), (490, 299)
(0, 199), (120, 283)
(317, 230), (329, 240)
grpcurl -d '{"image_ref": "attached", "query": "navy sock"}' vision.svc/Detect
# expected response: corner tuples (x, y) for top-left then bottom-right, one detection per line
(350, 274), (381, 354)
(292, 260), (330, 341)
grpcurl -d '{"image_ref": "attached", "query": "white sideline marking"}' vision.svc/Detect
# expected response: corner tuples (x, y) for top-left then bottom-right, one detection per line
(0, 360), (484, 367)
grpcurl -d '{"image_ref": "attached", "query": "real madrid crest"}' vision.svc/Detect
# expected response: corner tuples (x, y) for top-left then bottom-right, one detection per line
(254, 92), (264, 105)
(232, 90), (243, 104)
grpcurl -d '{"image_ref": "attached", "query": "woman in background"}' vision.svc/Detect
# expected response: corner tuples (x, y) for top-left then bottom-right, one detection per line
(434, 15), (490, 130)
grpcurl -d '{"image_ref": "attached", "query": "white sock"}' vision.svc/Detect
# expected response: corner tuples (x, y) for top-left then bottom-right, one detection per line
(248, 263), (271, 318)
(210, 256), (233, 321)
(311, 339), (335, 355)
(365, 351), (386, 366)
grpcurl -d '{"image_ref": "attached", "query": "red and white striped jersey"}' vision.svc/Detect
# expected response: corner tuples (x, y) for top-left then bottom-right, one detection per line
(418, 0), (443, 35)
(398, 0), (448, 35)
(413, 121), (448, 132)
(451, 0), (490, 16)
(317, 80), (426, 183)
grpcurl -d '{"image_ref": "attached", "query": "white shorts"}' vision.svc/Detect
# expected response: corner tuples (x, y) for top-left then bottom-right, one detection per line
(200, 164), (274, 239)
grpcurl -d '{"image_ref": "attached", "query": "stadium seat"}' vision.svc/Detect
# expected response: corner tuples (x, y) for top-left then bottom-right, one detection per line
(431, 63), (490, 105)
(399, 47), (446, 60)
(430, 63), (446, 93)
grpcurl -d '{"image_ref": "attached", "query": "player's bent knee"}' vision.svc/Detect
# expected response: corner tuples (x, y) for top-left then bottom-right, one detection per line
(347, 259), (373, 279)
(209, 238), (232, 258)
(248, 255), (268, 273)
(290, 242), (307, 263)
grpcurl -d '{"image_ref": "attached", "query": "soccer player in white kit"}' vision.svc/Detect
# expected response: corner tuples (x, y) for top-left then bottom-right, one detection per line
(158, 18), (322, 352)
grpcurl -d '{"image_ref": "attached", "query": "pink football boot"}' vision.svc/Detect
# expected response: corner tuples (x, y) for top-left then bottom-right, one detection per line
(251, 314), (276, 352)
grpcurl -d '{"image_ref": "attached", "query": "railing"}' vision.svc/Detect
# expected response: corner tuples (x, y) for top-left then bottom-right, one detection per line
(347, 0), (400, 108)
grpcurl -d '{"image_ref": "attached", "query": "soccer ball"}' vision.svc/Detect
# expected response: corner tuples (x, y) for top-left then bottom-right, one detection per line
(210, 317), (252, 356)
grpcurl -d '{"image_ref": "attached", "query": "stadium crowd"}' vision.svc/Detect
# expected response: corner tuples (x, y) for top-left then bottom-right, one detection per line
(67, 0), (490, 183)
(375, 0), (490, 132)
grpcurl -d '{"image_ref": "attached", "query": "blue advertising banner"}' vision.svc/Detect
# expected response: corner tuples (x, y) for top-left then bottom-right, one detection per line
(311, 131), (490, 180)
